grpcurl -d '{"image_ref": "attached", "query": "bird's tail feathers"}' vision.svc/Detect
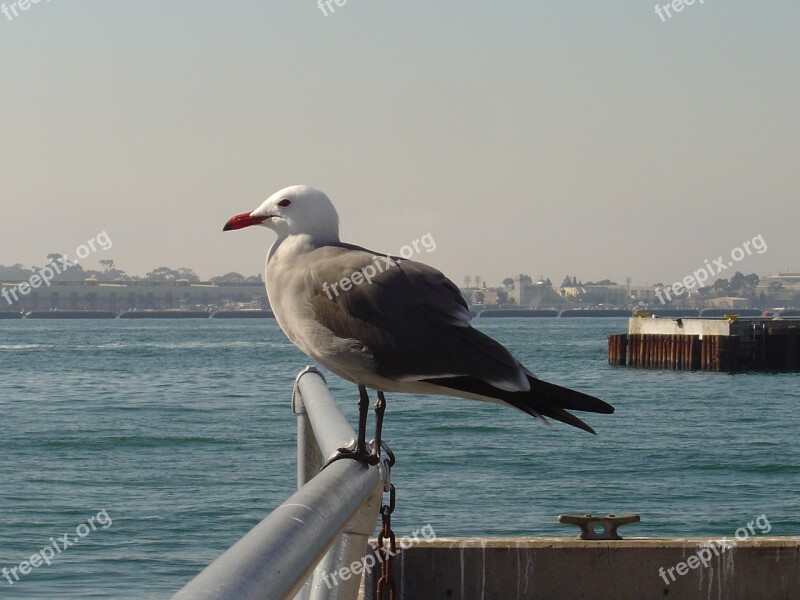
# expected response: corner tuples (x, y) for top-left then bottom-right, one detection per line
(509, 376), (614, 434)
(423, 374), (613, 434)
(527, 376), (614, 414)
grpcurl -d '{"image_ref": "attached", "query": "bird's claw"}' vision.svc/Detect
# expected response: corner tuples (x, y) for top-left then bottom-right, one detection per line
(321, 386), (387, 469)
(321, 441), (379, 469)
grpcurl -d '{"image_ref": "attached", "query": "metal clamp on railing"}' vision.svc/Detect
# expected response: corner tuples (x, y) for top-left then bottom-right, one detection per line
(172, 367), (386, 600)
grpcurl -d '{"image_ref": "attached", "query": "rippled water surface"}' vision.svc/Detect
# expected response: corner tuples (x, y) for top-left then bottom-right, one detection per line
(1, 318), (798, 598)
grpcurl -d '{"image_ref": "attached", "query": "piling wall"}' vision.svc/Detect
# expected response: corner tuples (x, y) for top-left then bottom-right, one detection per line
(610, 318), (800, 371)
(362, 537), (800, 600)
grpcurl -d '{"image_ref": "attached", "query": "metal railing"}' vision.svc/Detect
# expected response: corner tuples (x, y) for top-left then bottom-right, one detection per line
(172, 367), (388, 600)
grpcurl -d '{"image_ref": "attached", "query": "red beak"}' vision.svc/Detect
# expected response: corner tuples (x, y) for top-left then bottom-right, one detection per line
(223, 212), (269, 231)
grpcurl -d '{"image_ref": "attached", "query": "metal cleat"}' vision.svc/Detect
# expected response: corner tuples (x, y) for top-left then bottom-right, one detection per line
(557, 513), (641, 540)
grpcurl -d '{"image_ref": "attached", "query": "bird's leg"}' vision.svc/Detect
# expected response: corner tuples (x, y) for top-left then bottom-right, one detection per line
(367, 391), (387, 464)
(321, 385), (372, 468)
(355, 384), (371, 456)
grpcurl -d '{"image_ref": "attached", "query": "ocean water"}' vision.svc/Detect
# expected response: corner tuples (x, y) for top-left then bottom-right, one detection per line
(1, 318), (798, 598)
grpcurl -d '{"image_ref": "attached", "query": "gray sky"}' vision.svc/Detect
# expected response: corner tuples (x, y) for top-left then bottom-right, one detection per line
(1, 1), (798, 286)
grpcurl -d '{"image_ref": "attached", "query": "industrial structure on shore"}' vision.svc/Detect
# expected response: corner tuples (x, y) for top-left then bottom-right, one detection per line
(0, 279), (268, 313)
(462, 272), (800, 311)
(2, 272), (799, 314)
(609, 315), (800, 372)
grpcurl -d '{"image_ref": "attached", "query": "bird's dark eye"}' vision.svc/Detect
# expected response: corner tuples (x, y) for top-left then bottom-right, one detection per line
(278, 199), (291, 207)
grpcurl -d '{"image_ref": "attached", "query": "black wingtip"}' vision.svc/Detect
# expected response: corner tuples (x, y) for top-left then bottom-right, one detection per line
(536, 406), (598, 434)
(530, 377), (614, 414)
(420, 375), (612, 434)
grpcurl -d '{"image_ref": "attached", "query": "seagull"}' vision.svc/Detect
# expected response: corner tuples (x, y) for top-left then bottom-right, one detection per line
(224, 185), (614, 462)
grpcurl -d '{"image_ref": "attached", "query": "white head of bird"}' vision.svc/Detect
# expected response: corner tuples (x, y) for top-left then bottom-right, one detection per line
(223, 185), (340, 243)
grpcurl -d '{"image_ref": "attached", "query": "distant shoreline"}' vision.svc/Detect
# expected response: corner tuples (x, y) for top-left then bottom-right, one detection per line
(4, 308), (798, 320)
(0, 309), (275, 320)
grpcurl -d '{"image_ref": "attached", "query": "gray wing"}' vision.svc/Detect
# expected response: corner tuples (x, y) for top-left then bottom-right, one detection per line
(306, 244), (530, 392)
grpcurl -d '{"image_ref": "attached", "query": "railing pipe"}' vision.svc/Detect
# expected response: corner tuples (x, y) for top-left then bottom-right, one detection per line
(293, 377), (321, 600)
(293, 368), (357, 459)
(292, 367), (384, 600)
(172, 368), (384, 600)
(294, 371), (323, 491)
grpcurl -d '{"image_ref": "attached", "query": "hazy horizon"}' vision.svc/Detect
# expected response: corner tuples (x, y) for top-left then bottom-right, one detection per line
(2, 1), (798, 288)
(0, 248), (783, 290)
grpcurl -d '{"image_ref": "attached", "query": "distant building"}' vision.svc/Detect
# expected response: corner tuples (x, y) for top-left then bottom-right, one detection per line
(558, 285), (627, 307)
(755, 273), (800, 305)
(627, 286), (659, 305)
(708, 297), (750, 310)
(507, 276), (567, 308)
(461, 288), (504, 308)
(0, 280), (268, 312)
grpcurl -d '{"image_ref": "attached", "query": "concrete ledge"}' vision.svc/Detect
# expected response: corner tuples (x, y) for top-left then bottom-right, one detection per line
(362, 537), (800, 599)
